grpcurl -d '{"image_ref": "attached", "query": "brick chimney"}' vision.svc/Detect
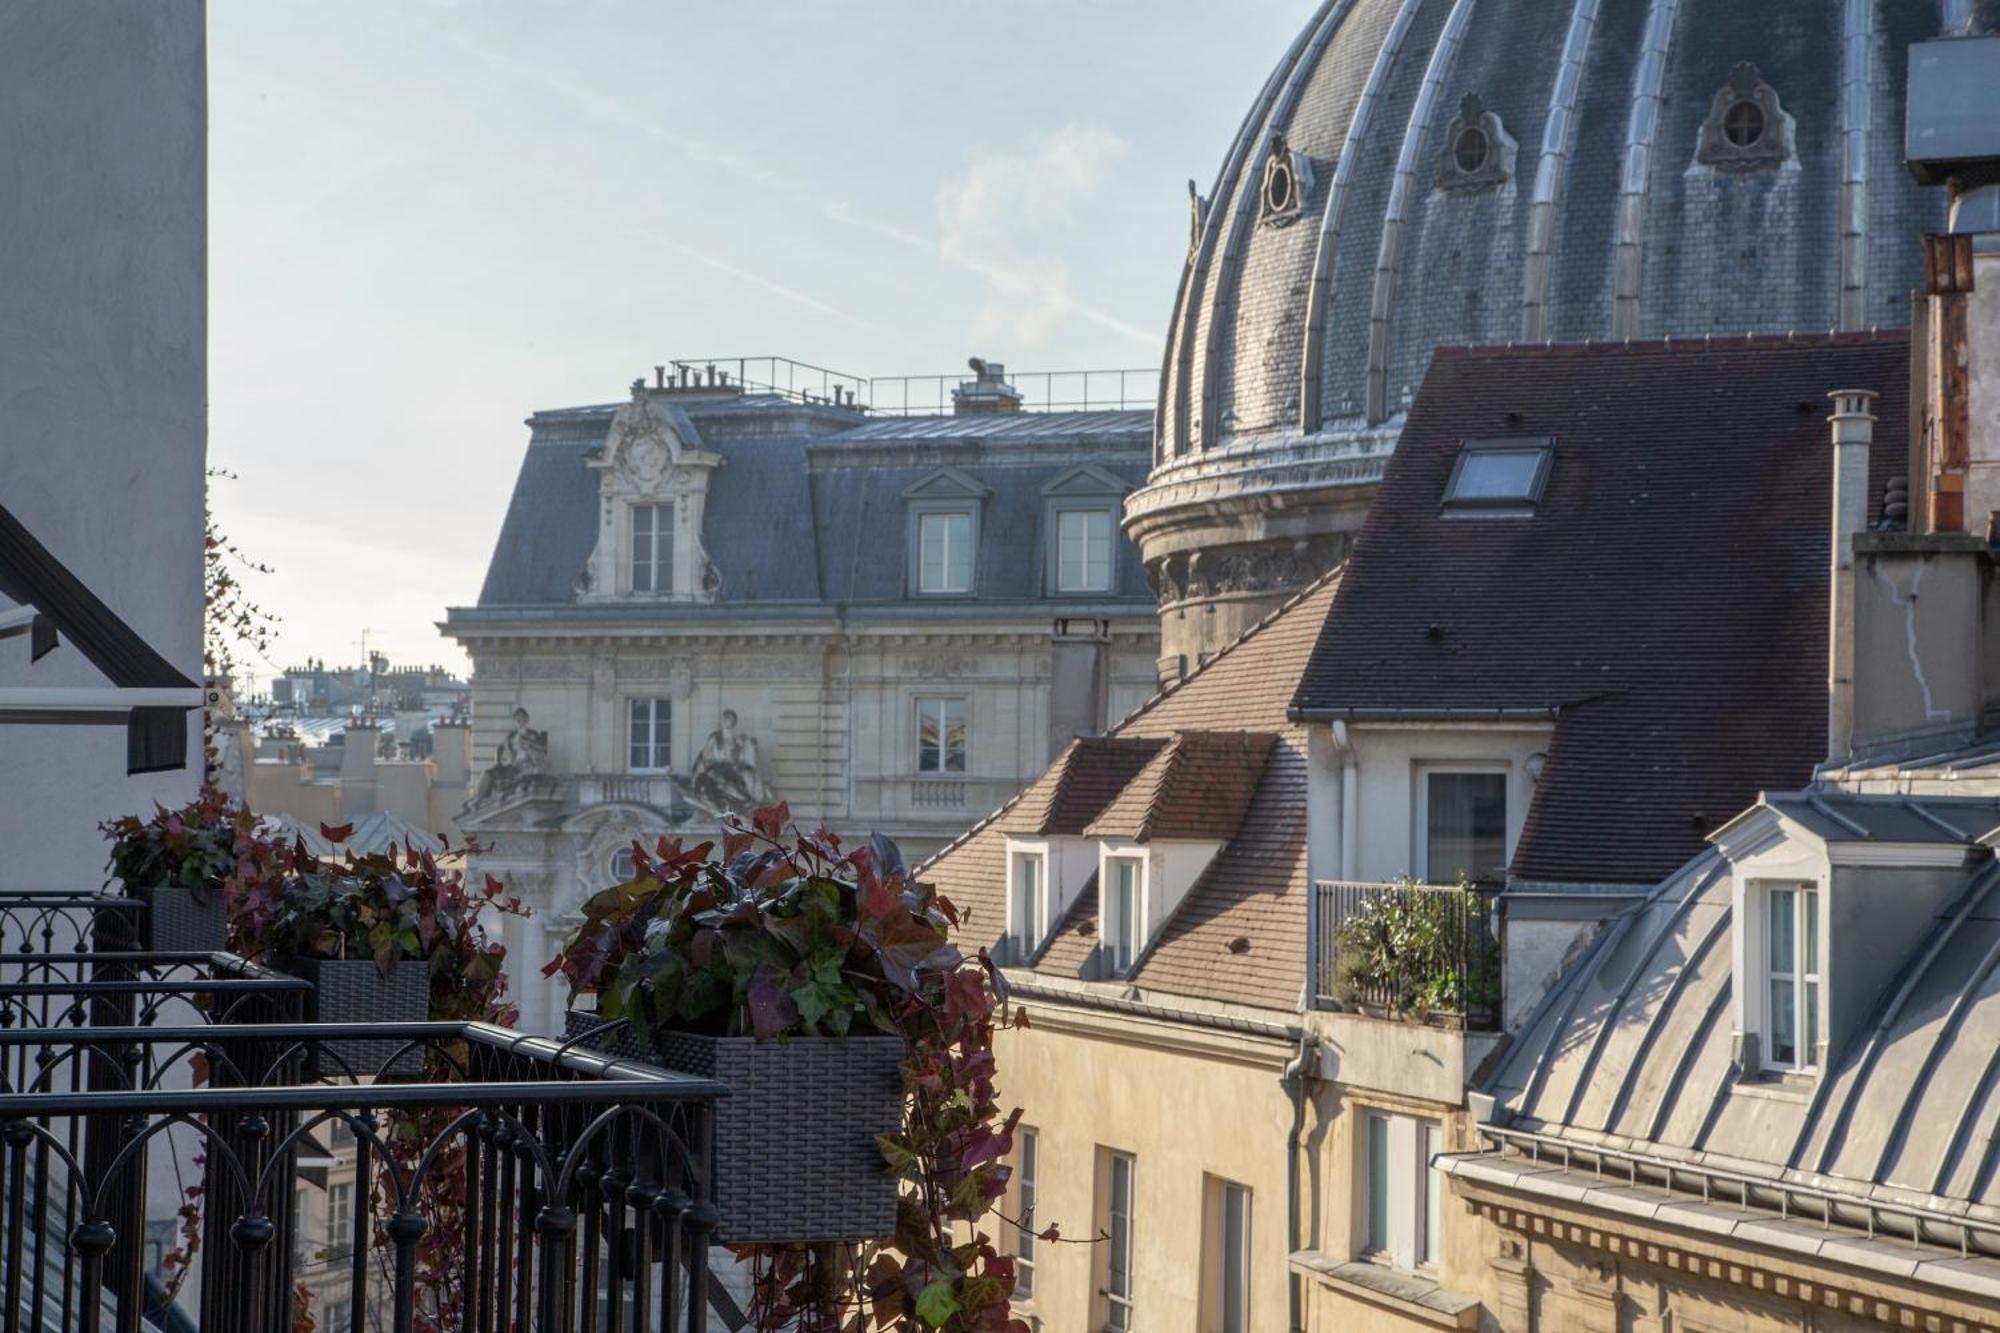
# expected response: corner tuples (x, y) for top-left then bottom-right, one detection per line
(952, 357), (1023, 415)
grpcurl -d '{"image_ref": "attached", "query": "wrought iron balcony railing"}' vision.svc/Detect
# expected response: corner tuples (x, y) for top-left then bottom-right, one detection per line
(1309, 880), (1503, 1031)
(0, 892), (733, 1333)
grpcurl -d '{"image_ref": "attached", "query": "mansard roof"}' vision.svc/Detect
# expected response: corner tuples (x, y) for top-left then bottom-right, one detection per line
(457, 395), (1152, 619)
(1293, 331), (1913, 885)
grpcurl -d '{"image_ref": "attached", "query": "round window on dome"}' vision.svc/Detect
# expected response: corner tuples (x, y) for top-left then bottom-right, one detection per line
(1263, 159), (1296, 216)
(1722, 99), (1765, 149)
(1452, 126), (1491, 175)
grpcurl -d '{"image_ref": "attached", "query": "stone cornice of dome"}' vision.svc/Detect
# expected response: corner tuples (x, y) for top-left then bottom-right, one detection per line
(1123, 419), (1403, 531)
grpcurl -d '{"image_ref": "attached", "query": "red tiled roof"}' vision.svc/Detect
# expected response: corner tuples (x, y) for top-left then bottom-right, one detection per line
(1004, 736), (1169, 836)
(1083, 732), (1276, 842)
(1292, 331), (1911, 884)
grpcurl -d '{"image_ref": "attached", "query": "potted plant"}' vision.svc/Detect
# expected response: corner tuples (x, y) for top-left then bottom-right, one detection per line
(101, 787), (248, 954)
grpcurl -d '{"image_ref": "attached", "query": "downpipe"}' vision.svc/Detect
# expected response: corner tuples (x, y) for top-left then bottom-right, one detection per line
(1282, 1031), (1320, 1333)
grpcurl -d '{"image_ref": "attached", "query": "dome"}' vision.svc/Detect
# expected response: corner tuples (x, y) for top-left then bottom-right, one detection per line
(1129, 0), (1948, 668)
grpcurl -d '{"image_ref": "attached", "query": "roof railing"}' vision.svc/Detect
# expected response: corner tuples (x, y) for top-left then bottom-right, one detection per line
(653, 356), (1159, 416)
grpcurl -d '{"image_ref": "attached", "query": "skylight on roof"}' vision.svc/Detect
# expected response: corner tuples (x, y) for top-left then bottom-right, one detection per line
(1442, 437), (1553, 513)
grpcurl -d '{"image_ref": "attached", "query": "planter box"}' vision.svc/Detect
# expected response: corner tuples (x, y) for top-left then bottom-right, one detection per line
(285, 956), (430, 1078)
(133, 884), (226, 955)
(565, 1009), (905, 1244)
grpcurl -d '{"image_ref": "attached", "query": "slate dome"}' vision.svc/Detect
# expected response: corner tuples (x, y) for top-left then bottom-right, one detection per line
(1128, 0), (1952, 668)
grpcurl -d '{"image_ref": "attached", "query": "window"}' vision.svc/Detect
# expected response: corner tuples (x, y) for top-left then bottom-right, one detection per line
(1011, 853), (1047, 957)
(610, 847), (637, 883)
(1056, 509), (1114, 592)
(1014, 1129), (1039, 1300)
(1723, 98), (1766, 148)
(1205, 1178), (1251, 1333)
(1101, 1150), (1136, 1331)
(1441, 437), (1553, 512)
(628, 698), (671, 772)
(917, 511), (974, 594)
(1767, 883), (1821, 1069)
(1361, 1112), (1444, 1272)
(322, 1300), (351, 1333)
(1422, 769), (1507, 885)
(631, 502), (673, 593)
(326, 1182), (353, 1260)
(1108, 858), (1144, 973)
(1452, 125), (1490, 174)
(915, 697), (967, 774)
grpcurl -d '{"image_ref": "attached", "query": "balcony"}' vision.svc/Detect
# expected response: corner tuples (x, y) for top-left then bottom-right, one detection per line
(1310, 880), (1503, 1032)
(0, 891), (733, 1333)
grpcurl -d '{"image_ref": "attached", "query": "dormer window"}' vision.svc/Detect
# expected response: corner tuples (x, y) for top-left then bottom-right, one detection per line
(1442, 437), (1553, 514)
(903, 467), (991, 597)
(1106, 856), (1145, 972)
(1765, 882), (1822, 1070)
(1041, 464), (1130, 597)
(1056, 509), (1114, 592)
(1010, 851), (1049, 957)
(918, 511), (974, 593)
(631, 502), (673, 593)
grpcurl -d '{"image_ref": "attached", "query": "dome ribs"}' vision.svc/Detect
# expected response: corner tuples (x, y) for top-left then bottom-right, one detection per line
(1521, 0), (1606, 343)
(1611, 0), (1683, 340)
(1194, 0), (1355, 455)
(1363, 0), (1480, 423)
(1838, 0), (1874, 331)
(1298, 0), (1427, 431)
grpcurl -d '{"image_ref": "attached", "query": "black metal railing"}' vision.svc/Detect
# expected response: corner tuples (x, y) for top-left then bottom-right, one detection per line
(0, 894), (730, 1333)
(1310, 880), (1503, 1031)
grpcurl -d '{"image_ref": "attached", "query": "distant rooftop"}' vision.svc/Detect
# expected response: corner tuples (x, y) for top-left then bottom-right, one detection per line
(639, 355), (1157, 416)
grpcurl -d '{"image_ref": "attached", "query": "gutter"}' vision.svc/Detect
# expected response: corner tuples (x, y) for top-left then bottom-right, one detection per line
(1003, 978), (1303, 1042)
(1288, 704), (1564, 723)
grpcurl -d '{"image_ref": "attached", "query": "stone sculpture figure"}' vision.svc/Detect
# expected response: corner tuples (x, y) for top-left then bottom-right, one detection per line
(685, 708), (773, 815)
(475, 706), (549, 801)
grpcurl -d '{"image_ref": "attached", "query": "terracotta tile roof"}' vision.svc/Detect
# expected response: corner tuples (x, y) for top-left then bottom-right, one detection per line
(1292, 331), (1911, 884)
(1004, 736), (1169, 836)
(1083, 732), (1277, 842)
(919, 574), (1340, 1009)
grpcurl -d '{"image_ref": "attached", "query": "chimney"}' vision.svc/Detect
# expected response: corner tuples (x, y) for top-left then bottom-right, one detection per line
(340, 716), (381, 814)
(431, 714), (471, 790)
(1826, 389), (1876, 763)
(953, 357), (1023, 415)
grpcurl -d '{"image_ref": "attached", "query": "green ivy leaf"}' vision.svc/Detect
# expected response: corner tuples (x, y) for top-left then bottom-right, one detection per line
(914, 1280), (960, 1328)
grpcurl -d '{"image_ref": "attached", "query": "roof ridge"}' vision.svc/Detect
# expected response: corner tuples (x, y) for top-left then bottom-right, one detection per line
(1108, 566), (1343, 736)
(1430, 328), (1912, 362)
(1134, 734), (1186, 843)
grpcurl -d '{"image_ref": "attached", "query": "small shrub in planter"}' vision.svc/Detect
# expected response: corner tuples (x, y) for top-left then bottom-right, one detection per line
(101, 788), (248, 954)
(549, 804), (1031, 1331)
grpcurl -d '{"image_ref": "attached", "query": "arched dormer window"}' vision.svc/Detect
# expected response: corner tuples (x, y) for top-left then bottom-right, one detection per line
(1436, 94), (1515, 194)
(1696, 63), (1792, 172)
(1258, 132), (1313, 228)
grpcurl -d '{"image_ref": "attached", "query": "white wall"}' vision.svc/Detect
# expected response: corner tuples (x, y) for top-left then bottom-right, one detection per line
(0, 4), (207, 892)
(1336, 724), (1551, 883)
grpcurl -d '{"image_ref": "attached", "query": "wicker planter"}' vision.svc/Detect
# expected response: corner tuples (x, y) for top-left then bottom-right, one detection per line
(564, 1009), (905, 1244)
(284, 956), (430, 1078)
(133, 884), (226, 955)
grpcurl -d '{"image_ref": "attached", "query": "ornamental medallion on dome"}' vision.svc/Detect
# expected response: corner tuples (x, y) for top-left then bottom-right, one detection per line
(1696, 63), (1791, 172)
(1436, 94), (1516, 195)
(1257, 132), (1314, 228)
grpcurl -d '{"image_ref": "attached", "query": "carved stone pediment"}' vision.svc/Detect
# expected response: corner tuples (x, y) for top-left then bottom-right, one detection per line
(1695, 63), (1792, 172)
(579, 381), (724, 602)
(591, 380), (723, 498)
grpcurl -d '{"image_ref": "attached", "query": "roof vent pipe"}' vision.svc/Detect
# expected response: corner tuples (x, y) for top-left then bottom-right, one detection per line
(1827, 388), (1878, 765)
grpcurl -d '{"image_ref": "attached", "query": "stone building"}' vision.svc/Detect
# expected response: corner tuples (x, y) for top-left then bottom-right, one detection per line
(443, 361), (1159, 1034)
(1131, 0), (1945, 672)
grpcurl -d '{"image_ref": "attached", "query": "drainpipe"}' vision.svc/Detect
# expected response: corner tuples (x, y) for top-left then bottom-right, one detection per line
(1826, 389), (1876, 764)
(1331, 721), (1358, 879)
(1282, 1032), (1319, 1333)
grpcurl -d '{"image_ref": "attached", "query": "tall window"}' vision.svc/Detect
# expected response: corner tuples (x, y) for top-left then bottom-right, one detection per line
(1423, 769), (1506, 884)
(1768, 883), (1821, 1069)
(1108, 858), (1143, 973)
(1101, 1150), (1136, 1331)
(916, 697), (967, 773)
(1014, 1128), (1039, 1299)
(1011, 853), (1046, 956)
(917, 511), (974, 593)
(628, 698), (671, 772)
(1055, 508), (1113, 592)
(631, 502), (674, 593)
(1362, 1112), (1443, 1272)
(326, 1182), (353, 1260)
(1206, 1178), (1251, 1333)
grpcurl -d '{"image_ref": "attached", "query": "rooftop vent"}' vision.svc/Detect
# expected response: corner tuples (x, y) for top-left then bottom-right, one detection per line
(952, 357), (1023, 415)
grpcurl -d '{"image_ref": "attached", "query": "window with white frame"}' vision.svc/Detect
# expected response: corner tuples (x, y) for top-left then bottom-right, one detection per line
(1106, 857), (1144, 973)
(1204, 1177), (1251, 1333)
(1011, 852), (1047, 957)
(610, 847), (637, 884)
(326, 1181), (353, 1260)
(1420, 767), (1507, 885)
(1055, 508), (1114, 592)
(1361, 1111), (1443, 1272)
(1100, 1149), (1136, 1331)
(1766, 882), (1821, 1070)
(916, 510), (974, 594)
(1014, 1128), (1039, 1300)
(628, 698), (672, 772)
(631, 502), (674, 593)
(915, 696), (968, 773)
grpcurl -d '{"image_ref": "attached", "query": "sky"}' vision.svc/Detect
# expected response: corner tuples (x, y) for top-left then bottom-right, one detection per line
(206, 0), (1308, 693)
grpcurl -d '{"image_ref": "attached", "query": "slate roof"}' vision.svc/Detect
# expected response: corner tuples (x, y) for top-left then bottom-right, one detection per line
(460, 396), (1154, 618)
(922, 573), (1340, 1011)
(1742, 792), (2000, 846)
(1293, 331), (1912, 885)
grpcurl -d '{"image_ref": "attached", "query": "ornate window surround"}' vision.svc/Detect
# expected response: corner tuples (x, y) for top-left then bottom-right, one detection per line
(1257, 131), (1315, 228)
(1695, 62), (1793, 172)
(1436, 93), (1517, 195)
(579, 381), (724, 603)
(903, 468), (991, 597)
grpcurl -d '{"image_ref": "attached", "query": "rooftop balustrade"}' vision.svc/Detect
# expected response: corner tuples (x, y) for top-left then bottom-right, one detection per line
(0, 892), (733, 1333)
(1309, 879), (1503, 1031)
